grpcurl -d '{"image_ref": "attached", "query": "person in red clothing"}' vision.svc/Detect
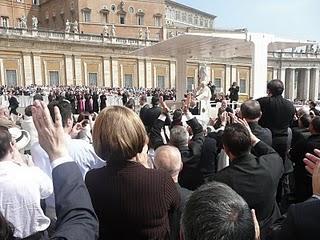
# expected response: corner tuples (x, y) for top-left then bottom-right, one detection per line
(85, 106), (180, 240)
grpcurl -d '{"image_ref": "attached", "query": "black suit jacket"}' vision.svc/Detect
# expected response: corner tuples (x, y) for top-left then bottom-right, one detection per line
(290, 134), (320, 202)
(258, 95), (295, 137)
(291, 127), (310, 147)
(207, 141), (283, 240)
(51, 162), (99, 240)
(150, 116), (205, 190)
(139, 104), (150, 127)
(273, 198), (320, 240)
(144, 106), (170, 133)
(249, 122), (272, 147)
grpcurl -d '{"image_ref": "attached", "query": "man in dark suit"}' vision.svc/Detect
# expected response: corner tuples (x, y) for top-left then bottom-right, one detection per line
(257, 79), (295, 161)
(257, 79), (295, 204)
(139, 95), (150, 127)
(291, 113), (311, 147)
(271, 151), (320, 240)
(206, 122), (283, 240)
(309, 101), (320, 116)
(290, 116), (320, 203)
(154, 145), (192, 240)
(8, 92), (19, 115)
(150, 98), (205, 190)
(240, 100), (272, 147)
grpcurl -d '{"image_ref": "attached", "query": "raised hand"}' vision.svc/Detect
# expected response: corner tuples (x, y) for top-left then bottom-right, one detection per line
(32, 100), (68, 161)
(304, 149), (320, 175)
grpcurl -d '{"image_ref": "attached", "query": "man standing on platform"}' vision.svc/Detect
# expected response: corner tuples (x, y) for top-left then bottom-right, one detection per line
(257, 79), (295, 204)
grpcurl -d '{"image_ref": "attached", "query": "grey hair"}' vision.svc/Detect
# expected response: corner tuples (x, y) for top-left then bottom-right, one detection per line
(170, 126), (189, 147)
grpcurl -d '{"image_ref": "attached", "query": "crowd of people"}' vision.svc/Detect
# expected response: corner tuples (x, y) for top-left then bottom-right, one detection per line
(0, 79), (319, 240)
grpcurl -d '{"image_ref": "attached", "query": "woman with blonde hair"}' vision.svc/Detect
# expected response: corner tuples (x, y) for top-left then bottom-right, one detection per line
(85, 106), (180, 240)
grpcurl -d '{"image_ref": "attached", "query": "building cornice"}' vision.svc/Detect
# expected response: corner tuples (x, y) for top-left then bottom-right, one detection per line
(165, 0), (216, 19)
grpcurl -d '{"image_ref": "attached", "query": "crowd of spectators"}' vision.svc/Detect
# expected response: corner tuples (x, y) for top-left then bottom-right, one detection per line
(0, 79), (320, 240)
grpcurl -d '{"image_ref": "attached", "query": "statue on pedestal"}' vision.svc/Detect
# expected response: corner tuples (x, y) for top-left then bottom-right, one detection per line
(103, 25), (109, 37)
(110, 25), (116, 37)
(138, 28), (143, 39)
(73, 20), (79, 34)
(20, 15), (27, 29)
(65, 19), (71, 33)
(145, 27), (150, 40)
(32, 16), (38, 30)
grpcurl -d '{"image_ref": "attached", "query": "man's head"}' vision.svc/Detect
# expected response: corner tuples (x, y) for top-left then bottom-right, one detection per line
(222, 123), (251, 160)
(221, 100), (228, 109)
(240, 100), (261, 122)
(309, 116), (320, 134)
(267, 79), (284, 96)
(151, 95), (160, 107)
(0, 127), (13, 161)
(298, 114), (311, 129)
(309, 101), (317, 109)
(170, 126), (189, 148)
(24, 105), (33, 117)
(139, 95), (147, 106)
(33, 93), (43, 101)
(182, 181), (255, 240)
(154, 145), (182, 183)
(47, 100), (73, 132)
(0, 106), (9, 119)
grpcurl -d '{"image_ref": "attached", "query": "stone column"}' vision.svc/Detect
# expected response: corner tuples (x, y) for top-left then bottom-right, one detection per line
(146, 60), (152, 88)
(169, 61), (176, 89)
(176, 55), (187, 101)
(301, 68), (310, 100)
(153, 65), (157, 88)
(103, 57), (111, 87)
(74, 55), (82, 86)
(310, 68), (319, 101)
(138, 59), (145, 88)
(250, 33), (272, 99)
(23, 53), (33, 86)
(33, 54), (42, 85)
(285, 68), (295, 100)
(64, 55), (73, 86)
(273, 68), (278, 79)
(83, 62), (88, 86)
(119, 64), (124, 88)
(111, 58), (119, 87)
(225, 65), (231, 95)
(280, 67), (286, 97)
(0, 58), (4, 85)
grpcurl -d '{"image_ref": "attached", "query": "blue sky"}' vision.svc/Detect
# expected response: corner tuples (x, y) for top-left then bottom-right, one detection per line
(179, 0), (319, 41)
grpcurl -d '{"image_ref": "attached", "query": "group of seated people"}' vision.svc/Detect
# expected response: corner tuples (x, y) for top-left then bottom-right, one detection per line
(0, 79), (319, 240)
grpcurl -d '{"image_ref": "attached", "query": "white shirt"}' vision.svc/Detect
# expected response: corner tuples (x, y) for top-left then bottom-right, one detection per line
(21, 116), (38, 150)
(0, 161), (53, 238)
(31, 136), (106, 209)
(196, 86), (212, 102)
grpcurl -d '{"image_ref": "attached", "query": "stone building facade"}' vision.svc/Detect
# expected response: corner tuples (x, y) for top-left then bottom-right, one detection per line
(0, 0), (319, 101)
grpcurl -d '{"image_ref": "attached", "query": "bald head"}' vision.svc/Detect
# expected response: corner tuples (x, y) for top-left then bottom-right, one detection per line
(240, 100), (261, 121)
(154, 145), (182, 182)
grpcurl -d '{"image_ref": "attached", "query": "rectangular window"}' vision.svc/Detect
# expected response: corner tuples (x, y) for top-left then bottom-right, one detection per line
(154, 16), (161, 27)
(137, 16), (144, 25)
(176, 11), (180, 21)
(187, 77), (194, 92)
(1, 16), (9, 28)
(182, 13), (186, 22)
(89, 73), (98, 86)
(120, 15), (125, 24)
(6, 70), (17, 87)
(124, 74), (133, 88)
(32, 0), (39, 5)
(83, 12), (91, 22)
(239, 79), (247, 94)
(214, 78), (222, 92)
(49, 71), (59, 86)
(157, 76), (165, 89)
